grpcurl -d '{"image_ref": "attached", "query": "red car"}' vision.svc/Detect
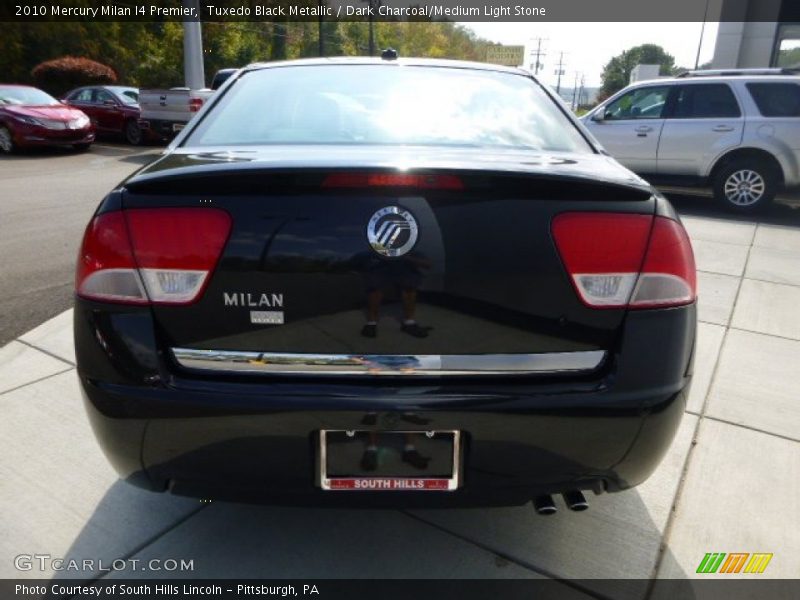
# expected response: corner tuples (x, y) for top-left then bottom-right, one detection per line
(0, 85), (95, 153)
(62, 85), (145, 145)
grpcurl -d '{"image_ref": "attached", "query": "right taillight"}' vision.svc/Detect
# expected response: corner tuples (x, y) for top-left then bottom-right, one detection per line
(76, 208), (231, 305)
(629, 216), (696, 308)
(552, 212), (696, 309)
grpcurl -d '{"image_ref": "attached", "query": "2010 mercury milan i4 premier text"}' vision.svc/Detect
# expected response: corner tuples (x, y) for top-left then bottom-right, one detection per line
(75, 57), (696, 512)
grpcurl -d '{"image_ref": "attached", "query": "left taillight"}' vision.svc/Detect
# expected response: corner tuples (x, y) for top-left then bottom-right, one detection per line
(75, 211), (147, 304)
(76, 208), (231, 305)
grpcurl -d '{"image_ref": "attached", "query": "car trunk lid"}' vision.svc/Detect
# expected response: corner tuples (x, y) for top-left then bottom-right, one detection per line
(117, 147), (658, 374)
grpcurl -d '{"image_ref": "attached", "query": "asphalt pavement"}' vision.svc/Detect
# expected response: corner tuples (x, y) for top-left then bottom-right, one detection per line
(0, 143), (158, 346)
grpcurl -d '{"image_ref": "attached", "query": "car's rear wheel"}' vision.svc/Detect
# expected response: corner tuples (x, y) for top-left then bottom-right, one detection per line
(125, 119), (143, 145)
(73, 143), (92, 152)
(0, 126), (15, 154)
(713, 159), (777, 213)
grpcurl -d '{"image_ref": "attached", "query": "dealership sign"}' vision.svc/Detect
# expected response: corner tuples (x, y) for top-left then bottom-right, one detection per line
(486, 45), (525, 66)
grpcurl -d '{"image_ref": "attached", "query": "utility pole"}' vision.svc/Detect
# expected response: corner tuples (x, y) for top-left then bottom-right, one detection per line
(182, 0), (205, 89)
(695, 0), (711, 69)
(555, 51), (567, 95)
(578, 74), (586, 108)
(363, 0), (380, 56)
(571, 72), (580, 110)
(529, 37), (547, 75)
(318, 14), (324, 56)
(368, 10), (374, 56)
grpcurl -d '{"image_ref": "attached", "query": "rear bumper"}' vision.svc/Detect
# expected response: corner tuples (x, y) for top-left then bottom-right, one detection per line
(75, 299), (695, 507)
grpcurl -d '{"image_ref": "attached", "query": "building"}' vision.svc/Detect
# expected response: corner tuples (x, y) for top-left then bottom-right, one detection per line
(630, 64), (662, 83)
(712, 0), (800, 69)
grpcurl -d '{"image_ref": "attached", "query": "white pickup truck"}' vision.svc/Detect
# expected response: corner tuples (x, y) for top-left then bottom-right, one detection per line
(138, 87), (213, 139)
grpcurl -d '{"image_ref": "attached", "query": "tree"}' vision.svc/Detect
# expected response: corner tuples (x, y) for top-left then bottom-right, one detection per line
(777, 46), (800, 68)
(674, 61), (712, 74)
(600, 44), (676, 99)
(0, 21), (494, 89)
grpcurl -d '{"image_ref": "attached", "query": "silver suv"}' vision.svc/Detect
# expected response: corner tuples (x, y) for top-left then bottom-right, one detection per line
(582, 69), (800, 212)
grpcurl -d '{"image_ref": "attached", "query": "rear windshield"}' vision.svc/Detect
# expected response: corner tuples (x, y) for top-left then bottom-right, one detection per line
(185, 65), (593, 153)
(746, 82), (800, 117)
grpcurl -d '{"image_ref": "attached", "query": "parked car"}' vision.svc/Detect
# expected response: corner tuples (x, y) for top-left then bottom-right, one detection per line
(62, 85), (144, 145)
(75, 57), (696, 511)
(0, 84), (94, 153)
(138, 69), (238, 140)
(138, 87), (213, 140)
(211, 68), (238, 91)
(582, 68), (800, 212)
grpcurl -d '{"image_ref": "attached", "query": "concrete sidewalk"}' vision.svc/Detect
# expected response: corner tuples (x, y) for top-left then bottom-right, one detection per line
(1, 213), (798, 597)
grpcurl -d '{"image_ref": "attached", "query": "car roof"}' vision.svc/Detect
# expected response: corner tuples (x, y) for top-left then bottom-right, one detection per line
(66, 85), (137, 94)
(244, 56), (534, 78)
(628, 74), (800, 86)
(68, 84), (134, 89)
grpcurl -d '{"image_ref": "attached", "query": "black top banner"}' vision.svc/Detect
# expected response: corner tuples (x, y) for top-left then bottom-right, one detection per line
(2, 0), (800, 22)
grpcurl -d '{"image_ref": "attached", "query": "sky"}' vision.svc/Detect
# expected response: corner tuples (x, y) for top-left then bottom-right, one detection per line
(460, 22), (720, 89)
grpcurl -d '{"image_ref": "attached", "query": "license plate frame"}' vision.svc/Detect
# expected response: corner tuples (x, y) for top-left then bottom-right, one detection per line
(319, 430), (461, 491)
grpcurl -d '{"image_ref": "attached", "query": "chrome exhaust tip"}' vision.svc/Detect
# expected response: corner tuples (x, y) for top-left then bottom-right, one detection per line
(533, 494), (557, 515)
(563, 490), (589, 511)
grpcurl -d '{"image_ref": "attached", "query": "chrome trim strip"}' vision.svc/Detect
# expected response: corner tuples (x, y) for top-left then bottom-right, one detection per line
(171, 348), (606, 376)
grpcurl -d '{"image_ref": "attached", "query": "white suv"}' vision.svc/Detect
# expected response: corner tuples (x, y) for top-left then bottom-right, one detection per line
(582, 69), (800, 212)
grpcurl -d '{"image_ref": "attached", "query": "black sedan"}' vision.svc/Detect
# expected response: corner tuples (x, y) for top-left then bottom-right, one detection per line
(74, 57), (696, 512)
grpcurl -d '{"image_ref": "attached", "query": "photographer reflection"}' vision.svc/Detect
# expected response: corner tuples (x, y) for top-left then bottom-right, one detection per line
(360, 431), (432, 472)
(358, 251), (433, 338)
